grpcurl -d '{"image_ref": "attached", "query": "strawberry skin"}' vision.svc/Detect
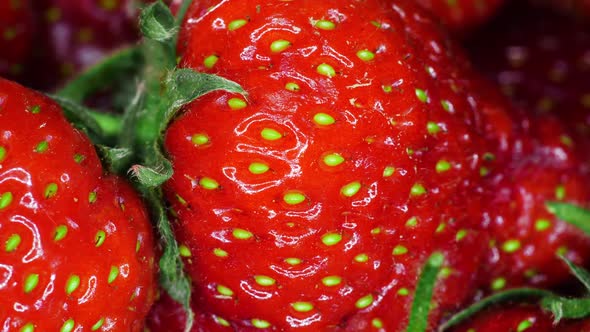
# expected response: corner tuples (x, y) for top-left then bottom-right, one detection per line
(450, 305), (590, 332)
(0, 0), (34, 80)
(164, 0), (510, 330)
(415, 0), (504, 32)
(0, 78), (157, 330)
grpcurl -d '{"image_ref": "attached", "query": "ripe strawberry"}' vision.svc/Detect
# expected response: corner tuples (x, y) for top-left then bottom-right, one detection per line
(0, 0), (34, 80)
(451, 306), (590, 332)
(415, 0), (504, 32)
(163, 0), (512, 330)
(27, 0), (145, 90)
(0, 78), (157, 330)
(466, 3), (590, 290)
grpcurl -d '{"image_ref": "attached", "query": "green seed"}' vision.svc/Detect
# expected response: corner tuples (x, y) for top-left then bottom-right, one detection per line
(393, 245), (408, 256)
(252, 319), (271, 329)
(20, 323), (34, 332)
(535, 219), (551, 231)
(341, 181), (361, 197)
(54, 225), (68, 241)
(283, 192), (306, 205)
(0, 192), (13, 209)
(315, 19), (336, 30)
(322, 276), (342, 287)
(372, 318), (384, 329)
(502, 239), (521, 253)
(491, 277), (506, 291)
(406, 216), (418, 228)
(436, 223), (446, 233)
(254, 275), (276, 287)
(179, 245), (192, 257)
(456, 229), (468, 241)
(191, 134), (210, 146)
(217, 284), (234, 297)
(203, 55), (219, 69)
(292, 301), (314, 312)
(383, 166), (395, 177)
(5, 234), (21, 252)
(355, 294), (374, 309)
(323, 153), (345, 166)
(249, 162), (270, 174)
(91, 318), (104, 331)
(73, 154), (85, 163)
(60, 319), (75, 332)
(65, 275), (80, 295)
(410, 183), (427, 196)
(95, 230), (106, 247)
(199, 177), (220, 190)
(215, 316), (231, 327)
(356, 49), (375, 62)
(213, 248), (228, 257)
(517, 319), (533, 332)
(24, 273), (39, 293)
(397, 288), (409, 296)
(285, 82), (300, 91)
(228, 98), (247, 110)
(354, 254), (369, 263)
(261, 128), (282, 141)
(415, 89), (429, 103)
(35, 140), (49, 153)
(427, 122), (441, 135)
(317, 63), (336, 77)
(270, 39), (291, 53)
(441, 100), (453, 113)
(228, 19), (248, 31)
(382, 85), (393, 93)
(322, 233), (342, 246)
(44, 183), (58, 199)
(88, 191), (97, 203)
(436, 160), (451, 173)
(313, 112), (335, 126)
(555, 185), (566, 200)
(285, 257), (301, 265)
(108, 266), (119, 284)
(233, 228), (253, 240)
(0, 146), (6, 162)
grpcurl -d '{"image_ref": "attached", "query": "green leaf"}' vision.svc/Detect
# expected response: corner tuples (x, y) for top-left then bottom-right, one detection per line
(166, 69), (247, 113)
(559, 255), (590, 291)
(57, 46), (144, 104)
(546, 201), (590, 236)
(140, 1), (178, 42)
(95, 146), (132, 174)
(49, 94), (105, 143)
(131, 162), (173, 188)
(406, 252), (445, 332)
(541, 296), (590, 323)
(439, 288), (553, 331)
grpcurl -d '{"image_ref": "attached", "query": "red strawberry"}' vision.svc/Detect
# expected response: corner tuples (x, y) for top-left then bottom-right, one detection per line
(162, 0), (513, 330)
(415, 0), (504, 32)
(27, 0), (145, 90)
(0, 78), (157, 330)
(0, 0), (34, 80)
(451, 306), (590, 332)
(466, 2), (590, 290)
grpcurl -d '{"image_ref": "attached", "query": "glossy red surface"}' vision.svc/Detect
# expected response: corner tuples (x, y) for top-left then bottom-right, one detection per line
(0, 78), (156, 330)
(163, 0), (511, 330)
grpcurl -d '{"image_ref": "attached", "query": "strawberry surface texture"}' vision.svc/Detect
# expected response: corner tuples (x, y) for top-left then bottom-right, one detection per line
(160, 0), (519, 330)
(0, 78), (157, 331)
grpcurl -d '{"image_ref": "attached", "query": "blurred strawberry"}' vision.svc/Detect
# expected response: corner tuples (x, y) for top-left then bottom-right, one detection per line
(0, 0), (34, 80)
(415, 0), (504, 33)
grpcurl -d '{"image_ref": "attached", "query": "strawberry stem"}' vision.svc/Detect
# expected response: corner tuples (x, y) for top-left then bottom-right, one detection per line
(405, 252), (445, 332)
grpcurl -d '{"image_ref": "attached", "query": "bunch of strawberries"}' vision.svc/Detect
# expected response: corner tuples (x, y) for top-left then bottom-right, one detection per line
(1, 0), (590, 331)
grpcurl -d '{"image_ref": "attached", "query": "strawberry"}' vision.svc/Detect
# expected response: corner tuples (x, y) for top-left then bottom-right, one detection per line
(0, 0), (34, 80)
(26, 0), (146, 90)
(162, 0), (513, 330)
(466, 3), (590, 290)
(0, 78), (157, 330)
(415, 0), (504, 32)
(450, 306), (590, 332)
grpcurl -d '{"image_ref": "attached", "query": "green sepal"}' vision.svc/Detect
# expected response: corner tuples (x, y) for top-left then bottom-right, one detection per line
(166, 68), (247, 113)
(541, 296), (590, 323)
(140, 1), (178, 42)
(405, 252), (445, 332)
(49, 94), (109, 145)
(131, 162), (174, 188)
(546, 201), (590, 235)
(559, 255), (590, 291)
(95, 146), (133, 174)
